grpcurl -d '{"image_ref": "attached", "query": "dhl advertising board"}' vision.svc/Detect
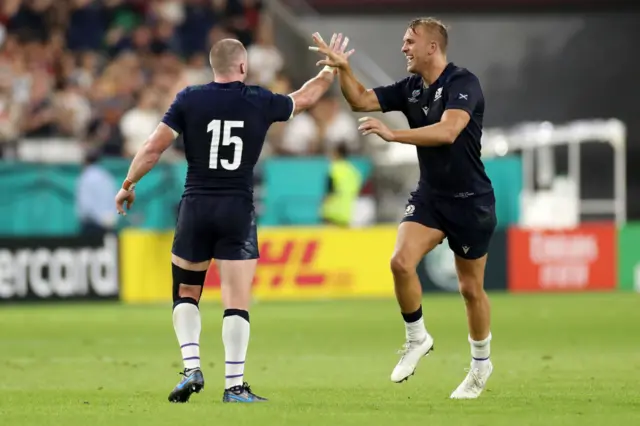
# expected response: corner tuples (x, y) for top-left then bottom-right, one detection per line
(120, 226), (398, 303)
(507, 222), (617, 292)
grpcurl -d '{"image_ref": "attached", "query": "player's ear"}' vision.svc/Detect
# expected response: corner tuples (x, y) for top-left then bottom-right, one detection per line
(240, 62), (247, 76)
(428, 40), (437, 55)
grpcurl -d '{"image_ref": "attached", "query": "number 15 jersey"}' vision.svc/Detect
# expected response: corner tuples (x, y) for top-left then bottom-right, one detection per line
(162, 81), (294, 198)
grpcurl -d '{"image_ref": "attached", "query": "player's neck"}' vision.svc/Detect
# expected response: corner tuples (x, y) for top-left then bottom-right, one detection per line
(214, 75), (244, 84)
(420, 58), (448, 86)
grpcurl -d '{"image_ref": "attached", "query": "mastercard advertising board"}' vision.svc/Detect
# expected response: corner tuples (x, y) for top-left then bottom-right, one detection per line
(120, 226), (398, 303)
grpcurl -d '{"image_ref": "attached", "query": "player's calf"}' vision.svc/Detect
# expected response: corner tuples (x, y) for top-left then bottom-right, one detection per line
(451, 254), (493, 399)
(222, 308), (250, 390)
(389, 223), (443, 382)
(216, 258), (267, 400)
(168, 259), (208, 403)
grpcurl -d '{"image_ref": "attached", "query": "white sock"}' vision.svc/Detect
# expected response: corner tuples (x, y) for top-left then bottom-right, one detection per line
(222, 312), (250, 389)
(405, 317), (428, 342)
(470, 332), (491, 370)
(173, 303), (201, 370)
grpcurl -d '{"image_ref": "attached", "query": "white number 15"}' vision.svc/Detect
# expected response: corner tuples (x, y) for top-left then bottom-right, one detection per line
(207, 119), (244, 170)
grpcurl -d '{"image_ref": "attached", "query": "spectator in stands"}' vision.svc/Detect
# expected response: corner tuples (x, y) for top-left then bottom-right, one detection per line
(247, 15), (282, 86)
(0, 0), (267, 161)
(183, 53), (211, 85)
(310, 94), (361, 154)
(53, 77), (92, 138)
(150, 0), (185, 27)
(0, 69), (21, 158)
(76, 148), (118, 236)
(21, 69), (57, 137)
(120, 87), (161, 158)
(5, 0), (54, 43)
(179, 0), (221, 57)
(277, 93), (360, 156)
(208, 25), (236, 51)
(66, 0), (108, 52)
(86, 98), (126, 157)
(70, 51), (100, 91)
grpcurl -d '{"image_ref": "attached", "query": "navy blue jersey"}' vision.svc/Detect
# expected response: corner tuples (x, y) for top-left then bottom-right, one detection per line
(373, 63), (493, 199)
(162, 81), (293, 198)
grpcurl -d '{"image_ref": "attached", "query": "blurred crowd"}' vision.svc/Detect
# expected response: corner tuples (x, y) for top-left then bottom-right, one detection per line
(0, 0), (361, 161)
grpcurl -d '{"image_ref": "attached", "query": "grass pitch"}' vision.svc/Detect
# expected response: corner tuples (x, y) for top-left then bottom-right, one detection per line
(1, 293), (639, 426)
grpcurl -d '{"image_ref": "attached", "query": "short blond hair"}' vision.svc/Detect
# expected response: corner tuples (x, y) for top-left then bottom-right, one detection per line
(408, 17), (449, 52)
(209, 38), (247, 75)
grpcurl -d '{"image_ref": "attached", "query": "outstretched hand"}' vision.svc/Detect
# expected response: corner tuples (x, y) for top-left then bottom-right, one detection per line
(358, 116), (395, 142)
(309, 32), (355, 70)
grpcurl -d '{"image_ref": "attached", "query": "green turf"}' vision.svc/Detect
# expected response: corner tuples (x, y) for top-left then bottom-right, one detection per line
(1, 293), (639, 426)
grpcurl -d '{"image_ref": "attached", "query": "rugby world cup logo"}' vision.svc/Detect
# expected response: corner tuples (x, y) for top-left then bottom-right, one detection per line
(404, 204), (415, 216)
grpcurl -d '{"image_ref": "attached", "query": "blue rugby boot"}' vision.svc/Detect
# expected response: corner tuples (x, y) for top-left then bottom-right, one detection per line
(168, 368), (205, 403)
(222, 382), (267, 403)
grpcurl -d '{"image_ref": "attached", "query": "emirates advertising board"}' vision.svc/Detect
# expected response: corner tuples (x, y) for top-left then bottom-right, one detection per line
(507, 223), (617, 292)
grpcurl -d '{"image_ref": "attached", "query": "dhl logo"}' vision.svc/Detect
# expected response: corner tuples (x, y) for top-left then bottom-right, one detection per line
(204, 239), (327, 288)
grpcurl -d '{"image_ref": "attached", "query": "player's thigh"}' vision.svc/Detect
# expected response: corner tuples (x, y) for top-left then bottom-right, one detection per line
(216, 258), (258, 307)
(393, 200), (446, 273)
(441, 193), (497, 260)
(172, 254), (210, 271)
(171, 195), (216, 263)
(216, 253), (257, 310)
(442, 193), (497, 297)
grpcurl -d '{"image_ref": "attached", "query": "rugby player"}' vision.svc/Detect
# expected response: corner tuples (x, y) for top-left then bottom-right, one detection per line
(115, 35), (352, 403)
(311, 20), (496, 399)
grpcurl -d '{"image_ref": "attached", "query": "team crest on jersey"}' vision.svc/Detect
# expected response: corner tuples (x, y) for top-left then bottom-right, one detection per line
(434, 87), (443, 101)
(404, 204), (415, 216)
(408, 89), (421, 103)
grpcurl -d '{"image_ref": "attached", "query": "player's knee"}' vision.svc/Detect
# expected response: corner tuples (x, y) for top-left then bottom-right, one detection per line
(458, 278), (484, 302)
(172, 263), (207, 304)
(178, 284), (201, 301)
(390, 252), (417, 278)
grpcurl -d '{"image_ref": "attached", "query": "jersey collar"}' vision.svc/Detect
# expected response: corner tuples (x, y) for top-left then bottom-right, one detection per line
(210, 81), (245, 89)
(422, 62), (456, 89)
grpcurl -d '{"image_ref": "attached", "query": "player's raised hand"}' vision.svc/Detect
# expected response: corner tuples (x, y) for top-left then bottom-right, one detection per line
(358, 116), (395, 142)
(115, 188), (135, 216)
(309, 32), (355, 70)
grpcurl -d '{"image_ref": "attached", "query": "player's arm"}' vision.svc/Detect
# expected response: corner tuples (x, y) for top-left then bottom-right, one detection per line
(123, 87), (186, 186)
(288, 67), (336, 116)
(115, 123), (177, 215)
(123, 123), (177, 184)
(389, 110), (470, 146)
(337, 66), (381, 112)
(116, 89), (185, 215)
